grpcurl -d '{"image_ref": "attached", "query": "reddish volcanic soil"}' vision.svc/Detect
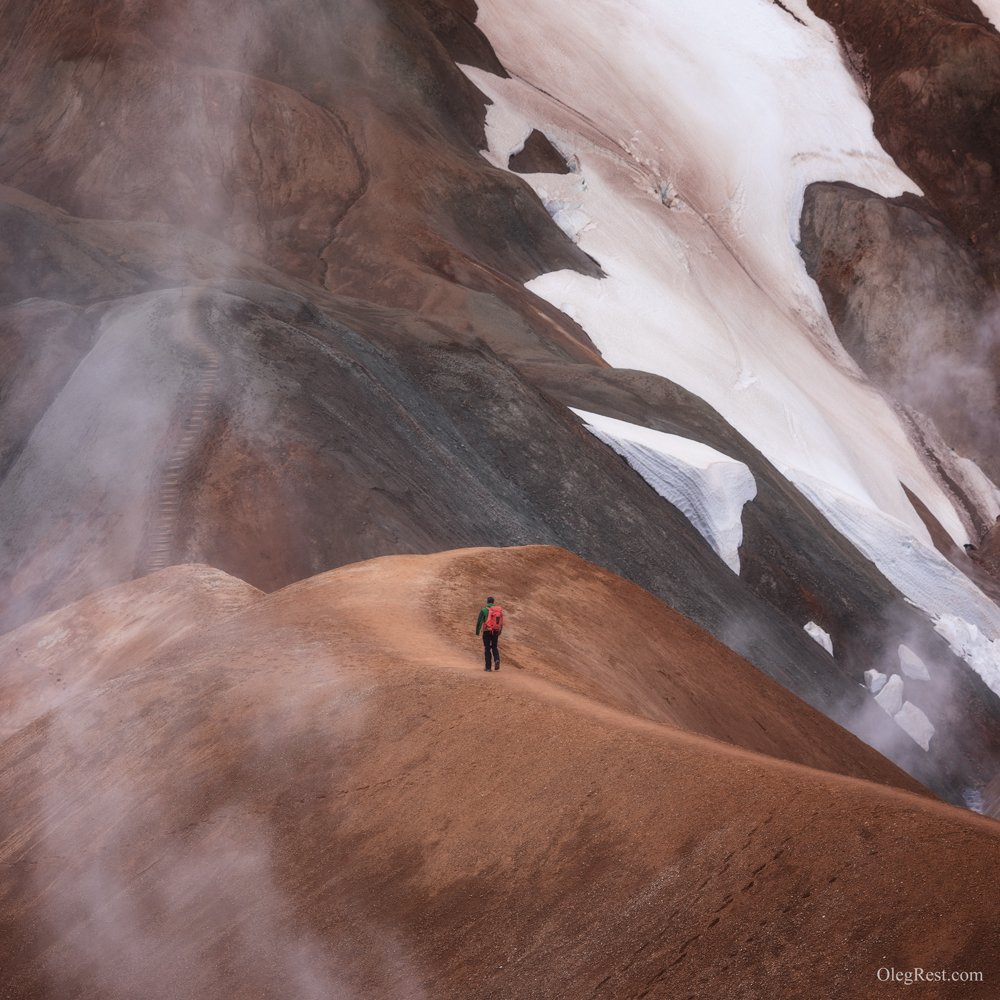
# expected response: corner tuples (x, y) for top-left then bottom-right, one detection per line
(1, 545), (998, 999)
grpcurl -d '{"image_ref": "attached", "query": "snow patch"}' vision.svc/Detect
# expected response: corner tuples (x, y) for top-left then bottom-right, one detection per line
(796, 475), (1000, 697)
(572, 408), (756, 573)
(803, 621), (833, 655)
(953, 454), (1000, 521)
(545, 201), (593, 244)
(933, 614), (1000, 699)
(898, 644), (931, 681)
(476, 92), (534, 173)
(864, 669), (888, 694)
(963, 787), (985, 814)
(874, 674), (904, 716)
(894, 701), (935, 751)
(870, 669), (935, 749)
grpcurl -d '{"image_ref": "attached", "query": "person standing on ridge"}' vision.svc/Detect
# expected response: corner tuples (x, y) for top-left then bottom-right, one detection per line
(476, 596), (504, 672)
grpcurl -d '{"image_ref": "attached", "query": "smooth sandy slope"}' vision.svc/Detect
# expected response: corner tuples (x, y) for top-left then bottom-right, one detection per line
(1, 546), (997, 999)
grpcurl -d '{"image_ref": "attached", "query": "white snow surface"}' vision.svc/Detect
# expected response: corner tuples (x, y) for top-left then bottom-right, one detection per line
(934, 615), (1000, 698)
(571, 409), (756, 573)
(466, 0), (975, 554)
(953, 455), (1000, 522)
(875, 674), (905, 717)
(804, 621), (833, 655)
(864, 669), (888, 695)
(796, 475), (1000, 696)
(894, 701), (935, 751)
(898, 644), (931, 682)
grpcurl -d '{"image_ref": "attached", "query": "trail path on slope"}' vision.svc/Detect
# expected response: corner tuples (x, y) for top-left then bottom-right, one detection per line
(300, 546), (918, 782)
(146, 289), (220, 574)
(279, 546), (1000, 828)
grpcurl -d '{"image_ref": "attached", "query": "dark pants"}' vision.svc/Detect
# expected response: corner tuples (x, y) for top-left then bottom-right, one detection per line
(482, 629), (500, 670)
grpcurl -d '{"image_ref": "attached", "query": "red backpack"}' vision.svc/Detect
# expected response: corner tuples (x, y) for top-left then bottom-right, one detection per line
(484, 605), (504, 632)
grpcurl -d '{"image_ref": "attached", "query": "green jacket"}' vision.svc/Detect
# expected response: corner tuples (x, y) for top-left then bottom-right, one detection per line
(476, 604), (503, 635)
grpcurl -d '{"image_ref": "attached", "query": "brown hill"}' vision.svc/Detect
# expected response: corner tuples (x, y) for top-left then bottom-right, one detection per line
(0, 564), (260, 739)
(1, 546), (997, 999)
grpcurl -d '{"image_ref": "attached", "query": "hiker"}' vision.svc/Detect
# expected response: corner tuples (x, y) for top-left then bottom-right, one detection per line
(475, 596), (504, 672)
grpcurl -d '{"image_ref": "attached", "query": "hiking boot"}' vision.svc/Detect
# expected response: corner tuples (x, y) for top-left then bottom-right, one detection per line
(485, 666), (492, 671)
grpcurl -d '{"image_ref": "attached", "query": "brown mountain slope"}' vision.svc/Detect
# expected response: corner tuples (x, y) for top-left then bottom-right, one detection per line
(0, 0), (599, 296)
(419, 546), (924, 788)
(2, 546), (997, 999)
(0, 564), (261, 739)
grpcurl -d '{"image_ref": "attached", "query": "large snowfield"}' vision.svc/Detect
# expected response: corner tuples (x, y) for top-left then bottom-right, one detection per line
(466, 0), (1000, 698)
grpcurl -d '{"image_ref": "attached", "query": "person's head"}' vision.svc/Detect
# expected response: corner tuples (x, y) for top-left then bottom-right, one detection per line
(486, 596), (495, 605)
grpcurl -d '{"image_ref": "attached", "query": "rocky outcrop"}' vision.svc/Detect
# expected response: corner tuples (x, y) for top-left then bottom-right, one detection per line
(508, 129), (572, 174)
(406, 0), (509, 75)
(799, 181), (999, 484)
(805, 0), (1000, 283)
